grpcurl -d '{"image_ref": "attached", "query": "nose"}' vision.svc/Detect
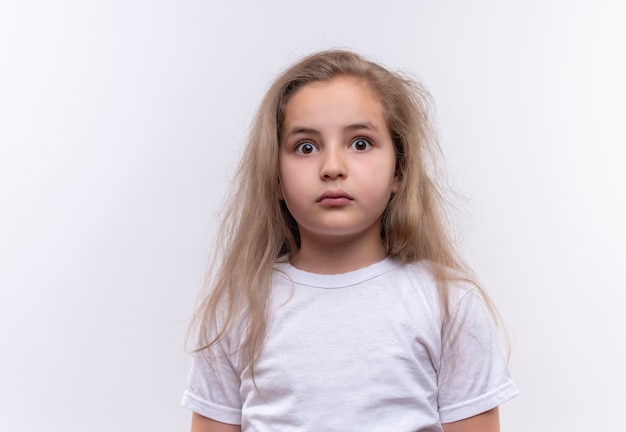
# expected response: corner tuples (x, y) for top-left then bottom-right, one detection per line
(320, 146), (346, 180)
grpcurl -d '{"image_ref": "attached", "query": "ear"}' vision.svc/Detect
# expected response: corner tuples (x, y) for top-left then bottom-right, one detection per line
(278, 178), (285, 200)
(391, 174), (400, 195)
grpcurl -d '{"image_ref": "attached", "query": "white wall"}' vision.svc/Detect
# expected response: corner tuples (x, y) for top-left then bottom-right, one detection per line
(1, 1), (624, 430)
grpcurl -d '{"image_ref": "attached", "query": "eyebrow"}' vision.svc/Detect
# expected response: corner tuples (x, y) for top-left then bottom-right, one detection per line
(284, 122), (380, 139)
(345, 122), (379, 133)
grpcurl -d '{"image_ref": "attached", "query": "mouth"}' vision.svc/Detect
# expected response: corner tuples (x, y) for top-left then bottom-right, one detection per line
(316, 190), (354, 207)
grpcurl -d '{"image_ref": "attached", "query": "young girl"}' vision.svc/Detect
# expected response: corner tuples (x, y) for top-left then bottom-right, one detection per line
(183, 50), (518, 432)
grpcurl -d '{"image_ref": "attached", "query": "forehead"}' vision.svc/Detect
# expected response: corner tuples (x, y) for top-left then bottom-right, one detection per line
(281, 76), (387, 133)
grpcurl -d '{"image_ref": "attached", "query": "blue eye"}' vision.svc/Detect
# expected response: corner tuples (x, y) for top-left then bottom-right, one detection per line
(350, 137), (372, 151)
(295, 141), (318, 155)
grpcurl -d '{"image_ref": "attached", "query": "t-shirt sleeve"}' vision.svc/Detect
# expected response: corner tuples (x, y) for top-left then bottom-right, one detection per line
(181, 339), (243, 425)
(437, 289), (519, 423)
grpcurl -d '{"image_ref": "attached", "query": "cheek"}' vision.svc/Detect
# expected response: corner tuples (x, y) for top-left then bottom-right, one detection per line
(374, 154), (399, 194)
(277, 157), (290, 200)
(278, 165), (302, 203)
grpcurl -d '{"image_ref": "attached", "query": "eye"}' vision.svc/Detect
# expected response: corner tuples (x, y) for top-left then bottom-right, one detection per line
(295, 141), (318, 155)
(350, 137), (372, 151)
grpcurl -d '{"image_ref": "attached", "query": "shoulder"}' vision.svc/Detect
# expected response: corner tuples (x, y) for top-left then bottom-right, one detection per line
(393, 260), (477, 301)
(390, 260), (496, 336)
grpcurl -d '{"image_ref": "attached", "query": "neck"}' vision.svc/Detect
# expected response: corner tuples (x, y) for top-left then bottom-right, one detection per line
(290, 227), (387, 275)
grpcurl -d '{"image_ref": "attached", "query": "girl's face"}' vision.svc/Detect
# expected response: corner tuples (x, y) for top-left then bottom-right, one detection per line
(279, 76), (399, 253)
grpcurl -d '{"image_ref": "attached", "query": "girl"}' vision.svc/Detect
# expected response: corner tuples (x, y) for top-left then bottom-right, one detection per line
(183, 50), (518, 432)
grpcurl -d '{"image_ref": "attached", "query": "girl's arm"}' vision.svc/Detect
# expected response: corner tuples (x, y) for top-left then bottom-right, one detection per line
(191, 413), (241, 432)
(441, 407), (500, 432)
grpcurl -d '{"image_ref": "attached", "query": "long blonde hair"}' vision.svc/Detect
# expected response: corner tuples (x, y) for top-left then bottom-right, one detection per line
(190, 49), (497, 377)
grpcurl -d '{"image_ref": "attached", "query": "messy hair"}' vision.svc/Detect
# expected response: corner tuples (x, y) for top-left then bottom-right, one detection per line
(189, 49), (499, 379)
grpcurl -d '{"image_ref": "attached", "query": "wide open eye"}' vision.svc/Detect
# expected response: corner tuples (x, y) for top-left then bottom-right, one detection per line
(295, 141), (318, 155)
(350, 137), (372, 151)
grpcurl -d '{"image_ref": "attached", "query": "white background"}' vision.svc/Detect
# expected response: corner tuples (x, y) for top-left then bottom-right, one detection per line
(1, 1), (625, 430)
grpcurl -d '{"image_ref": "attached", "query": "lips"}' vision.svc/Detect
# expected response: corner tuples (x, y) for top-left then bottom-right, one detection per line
(316, 190), (353, 207)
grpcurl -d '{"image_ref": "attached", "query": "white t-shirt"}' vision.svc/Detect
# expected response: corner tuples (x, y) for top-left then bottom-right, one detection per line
(182, 258), (518, 431)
